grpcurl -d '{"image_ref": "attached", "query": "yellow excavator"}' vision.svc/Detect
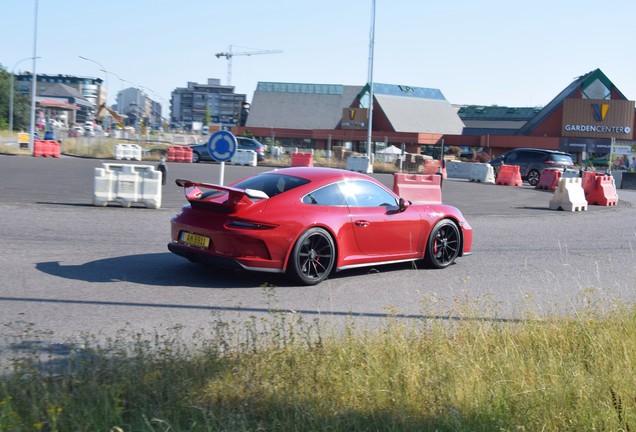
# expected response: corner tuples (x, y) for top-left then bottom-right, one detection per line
(95, 103), (125, 129)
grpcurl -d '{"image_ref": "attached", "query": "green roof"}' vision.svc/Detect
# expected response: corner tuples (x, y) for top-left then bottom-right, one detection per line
(256, 82), (344, 95)
(458, 105), (541, 121)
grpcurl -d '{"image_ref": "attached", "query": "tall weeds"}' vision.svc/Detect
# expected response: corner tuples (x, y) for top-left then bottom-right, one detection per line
(2, 302), (636, 431)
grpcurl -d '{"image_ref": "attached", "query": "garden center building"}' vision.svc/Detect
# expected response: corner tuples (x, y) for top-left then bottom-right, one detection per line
(232, 68), (635, 163)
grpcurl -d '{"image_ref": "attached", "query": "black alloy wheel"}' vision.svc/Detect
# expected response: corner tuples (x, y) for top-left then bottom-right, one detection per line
(424, 219), (461, 269)
(288, 228), (335, 285)
(527, 169), (540, 186)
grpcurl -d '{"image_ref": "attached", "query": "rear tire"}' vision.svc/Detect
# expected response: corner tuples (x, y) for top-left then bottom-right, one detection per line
(288, 228), (335, 285)
(423, 219), (461, 269)
(192, 151), (201, 163)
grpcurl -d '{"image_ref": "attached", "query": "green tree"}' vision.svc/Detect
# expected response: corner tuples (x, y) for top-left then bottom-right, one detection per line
(0, 64), (30, 131)
(203, 105), (211, 126)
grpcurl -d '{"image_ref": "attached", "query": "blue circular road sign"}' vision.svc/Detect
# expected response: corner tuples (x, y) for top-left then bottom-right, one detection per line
(206, 130), (237, 162)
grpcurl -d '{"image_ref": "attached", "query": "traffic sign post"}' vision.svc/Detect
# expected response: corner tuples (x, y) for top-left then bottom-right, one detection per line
(207, 130), (238, 185)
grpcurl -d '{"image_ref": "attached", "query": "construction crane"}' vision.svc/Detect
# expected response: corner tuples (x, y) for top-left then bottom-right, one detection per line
(215, 45), (283, 86)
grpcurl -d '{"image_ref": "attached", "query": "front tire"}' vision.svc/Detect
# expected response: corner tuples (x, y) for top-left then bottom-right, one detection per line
(527, 169), (540, 186)
(424, 219), (461, 269)
(288, 228), (335, 285)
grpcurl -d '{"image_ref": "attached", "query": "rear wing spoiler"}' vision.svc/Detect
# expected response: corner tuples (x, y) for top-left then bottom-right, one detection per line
(175, 178), (268, 212)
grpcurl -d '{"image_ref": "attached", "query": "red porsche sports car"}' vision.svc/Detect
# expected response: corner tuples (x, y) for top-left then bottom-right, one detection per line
(168, 167), (472, 285)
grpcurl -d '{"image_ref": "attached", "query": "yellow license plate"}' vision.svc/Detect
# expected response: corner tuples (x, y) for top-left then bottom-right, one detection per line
(180, 232), (210, 248)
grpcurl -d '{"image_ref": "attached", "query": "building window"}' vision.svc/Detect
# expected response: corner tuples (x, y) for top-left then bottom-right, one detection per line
(583, 79), (610, 100)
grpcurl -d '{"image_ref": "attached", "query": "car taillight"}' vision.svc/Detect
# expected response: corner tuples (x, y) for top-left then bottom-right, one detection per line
(544, 160), (556, 165)
(227, 220), (276, 230)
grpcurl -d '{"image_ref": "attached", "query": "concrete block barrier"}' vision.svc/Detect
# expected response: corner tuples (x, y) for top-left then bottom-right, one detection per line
(446, 161), (473, 180)
(93, 163), (162, 209)
(549, 177), (587, 212)
(393, 173), (442, 204)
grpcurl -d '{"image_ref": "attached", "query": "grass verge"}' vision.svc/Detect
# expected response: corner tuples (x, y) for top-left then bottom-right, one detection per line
(2, 303), (636, 431)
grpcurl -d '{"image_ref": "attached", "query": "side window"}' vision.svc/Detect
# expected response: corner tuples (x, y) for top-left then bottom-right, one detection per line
(234, 174), (309, 198)
(338, 179), (398, 207)
(524, 151), (543, 162)
(302, 183), (347, 206)
(505, 151), (518, 163)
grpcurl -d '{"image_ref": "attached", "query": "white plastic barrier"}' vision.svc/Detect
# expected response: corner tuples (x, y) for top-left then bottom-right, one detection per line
(114, 143), (142, 161)
(346, 155), (373, 173)
(270, 146), (285, 158)
(446, 161), (495, 183)
(548, 177), (587, 212)
(93, 163), (162, 209)
(231, 149), (257, 166)
(469, 163), (495, 183)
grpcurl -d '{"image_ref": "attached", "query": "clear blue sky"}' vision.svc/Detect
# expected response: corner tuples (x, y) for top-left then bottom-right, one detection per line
(3, 0), (636, 116)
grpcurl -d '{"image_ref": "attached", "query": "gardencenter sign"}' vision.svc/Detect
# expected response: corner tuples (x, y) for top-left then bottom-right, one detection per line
(562, 99), (635, 140)
(564, 124), (631, 134)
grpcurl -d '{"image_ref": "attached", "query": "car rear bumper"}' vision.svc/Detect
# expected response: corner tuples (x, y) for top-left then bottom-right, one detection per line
(168, 242), (285, 273)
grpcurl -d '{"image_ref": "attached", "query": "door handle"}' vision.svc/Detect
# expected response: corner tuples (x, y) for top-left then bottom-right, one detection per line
(355, 220), (369, 227)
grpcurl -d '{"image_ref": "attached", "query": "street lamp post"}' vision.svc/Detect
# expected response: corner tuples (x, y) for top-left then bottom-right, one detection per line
(137, 84), (165, 131)
(120, 79), (143, 144)
(28, 0), (39, 153)
(9, 56), (38, 134)
(366, 0), (376, 161)
(78, 55), (108, 111)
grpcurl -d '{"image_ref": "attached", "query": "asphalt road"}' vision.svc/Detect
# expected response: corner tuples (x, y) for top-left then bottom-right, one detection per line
(1, 155), (636, 352)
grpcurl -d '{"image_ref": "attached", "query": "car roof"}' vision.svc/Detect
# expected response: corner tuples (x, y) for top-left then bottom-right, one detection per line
(509, 148), (571, 155)
(262, 167), (373, 183)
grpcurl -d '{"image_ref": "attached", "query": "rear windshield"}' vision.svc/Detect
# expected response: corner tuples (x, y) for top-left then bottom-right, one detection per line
(233, 173), (309, 198)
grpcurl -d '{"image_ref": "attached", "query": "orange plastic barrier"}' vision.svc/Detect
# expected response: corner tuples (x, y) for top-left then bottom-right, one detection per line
(495, 165), (522, 186)
(46, 140), (61, 157)
(535, 168), (562, 190)
(33, 140), (45, 157)
(392, 173), (442, 204)
(166, 146), (177, 161)
(180, 146), (192, 163)
(33, 140), (61, 158)
(291, 152), (313, 167)
(167, 146), (193, 163)
(581, 171), (597, 195)
(420, 159), (447, 178)
(586, 174), (618, 206)
(174, 146), (184, 162)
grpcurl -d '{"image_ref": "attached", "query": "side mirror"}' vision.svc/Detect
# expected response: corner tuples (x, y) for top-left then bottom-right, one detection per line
(398, 197), (409, 212)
